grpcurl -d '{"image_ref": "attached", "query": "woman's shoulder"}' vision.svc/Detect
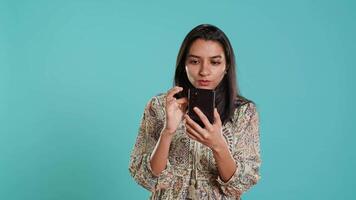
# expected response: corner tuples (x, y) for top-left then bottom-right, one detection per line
(144, 92), (167, 112)
(232, 95), (258, 121)
(150, 92), (167, 105)
(153, 92), (167, 101)
(234, 95), (254, 108)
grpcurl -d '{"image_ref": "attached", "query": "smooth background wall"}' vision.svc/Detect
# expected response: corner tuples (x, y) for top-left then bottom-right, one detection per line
(1, 0), (355, 199)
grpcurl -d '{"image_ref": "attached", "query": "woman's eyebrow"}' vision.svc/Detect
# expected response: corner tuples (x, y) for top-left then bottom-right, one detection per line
(211, 55), (222, 59)
(187, 54), (222, 59)
(187, 54), (200, 58)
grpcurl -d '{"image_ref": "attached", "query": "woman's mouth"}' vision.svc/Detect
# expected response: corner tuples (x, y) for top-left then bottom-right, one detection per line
(198, 80), (211, 86)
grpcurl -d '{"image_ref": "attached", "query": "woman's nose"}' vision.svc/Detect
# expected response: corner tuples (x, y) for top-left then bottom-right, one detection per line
(199, 62), (211, 76)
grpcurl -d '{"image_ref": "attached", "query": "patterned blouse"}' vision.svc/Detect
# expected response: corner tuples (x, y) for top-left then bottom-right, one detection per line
(129, 93), (261, 200)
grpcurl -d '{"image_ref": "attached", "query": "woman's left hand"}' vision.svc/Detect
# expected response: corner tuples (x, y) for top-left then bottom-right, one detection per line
(184, 107), (227, 151)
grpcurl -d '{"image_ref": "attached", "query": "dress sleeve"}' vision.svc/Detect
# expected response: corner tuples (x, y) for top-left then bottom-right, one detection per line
(128, 96), (174, 192)
(216, 102), (262, 196)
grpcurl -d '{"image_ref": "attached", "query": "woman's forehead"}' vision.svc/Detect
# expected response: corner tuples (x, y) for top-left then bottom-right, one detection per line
(188, 39), (225, 58)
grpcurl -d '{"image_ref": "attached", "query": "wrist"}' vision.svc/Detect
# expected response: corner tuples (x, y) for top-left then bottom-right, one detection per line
(161, 128), (175, 140)
(211, 138), (229, 154)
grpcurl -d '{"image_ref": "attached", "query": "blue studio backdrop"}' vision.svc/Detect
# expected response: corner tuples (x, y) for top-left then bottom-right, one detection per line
(0, 0), (355, 199)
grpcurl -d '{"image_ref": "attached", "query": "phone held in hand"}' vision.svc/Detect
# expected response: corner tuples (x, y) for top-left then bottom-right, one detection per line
(188, 88), (215, 128)
(173, 88), (187, 99)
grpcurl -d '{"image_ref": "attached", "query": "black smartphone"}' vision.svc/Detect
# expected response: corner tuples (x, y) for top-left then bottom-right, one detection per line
(188, 88), (215, 128)
(173, 88), (187, 99)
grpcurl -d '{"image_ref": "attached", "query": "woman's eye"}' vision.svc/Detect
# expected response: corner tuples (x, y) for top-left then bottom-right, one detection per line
(189, 60), (199, 65)
(211, 61), (221, 65)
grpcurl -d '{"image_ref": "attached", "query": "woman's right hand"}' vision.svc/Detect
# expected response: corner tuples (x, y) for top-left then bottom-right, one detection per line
(163, 86), (188, 136)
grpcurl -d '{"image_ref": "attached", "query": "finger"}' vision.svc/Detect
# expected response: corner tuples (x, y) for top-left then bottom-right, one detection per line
(214, 108), (222, 126)
(165, 99), (176, 110)
(185, 127), (199, 141)
(184, 114), (207, 137)
(167, 99), (185, 112)
(166, 97), (176, 104)
(176, 97), (188, 111)
(193, 107), (213, 129)
(185, 123), (204, 141)
(166, 86), (183, 101)
(176, 97), (188, 105)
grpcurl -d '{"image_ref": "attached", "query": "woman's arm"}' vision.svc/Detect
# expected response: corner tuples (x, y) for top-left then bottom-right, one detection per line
(149, 87), (188, 176)
(129, 96), (173, 191)
(211, 140), (237, 182)
(149, 129), (174, 176)
(184, 107), (237, 182)
(216, 102), (261, 196)
(184, 103), (261, 196)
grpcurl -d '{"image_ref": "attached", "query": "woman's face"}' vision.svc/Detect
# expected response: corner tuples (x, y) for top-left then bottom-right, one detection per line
(185, 39), (227, 90)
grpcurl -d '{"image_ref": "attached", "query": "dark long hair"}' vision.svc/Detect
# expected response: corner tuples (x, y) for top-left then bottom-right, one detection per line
(173, 24), (253, 125)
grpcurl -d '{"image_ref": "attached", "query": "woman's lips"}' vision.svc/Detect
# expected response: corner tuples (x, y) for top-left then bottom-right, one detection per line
(198, 80), (211, 86)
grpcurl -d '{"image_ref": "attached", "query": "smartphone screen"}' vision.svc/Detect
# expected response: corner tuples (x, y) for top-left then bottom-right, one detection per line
(188, 88), (215, 128)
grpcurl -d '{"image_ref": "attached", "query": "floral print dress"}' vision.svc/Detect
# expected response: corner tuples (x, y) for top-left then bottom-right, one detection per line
(129, 93), (261, 200)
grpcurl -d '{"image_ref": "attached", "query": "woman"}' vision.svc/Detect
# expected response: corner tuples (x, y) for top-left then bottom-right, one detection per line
(129, 24), (261, 199)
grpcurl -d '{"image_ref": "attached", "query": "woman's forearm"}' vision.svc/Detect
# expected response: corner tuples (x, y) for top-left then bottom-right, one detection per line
(212, 142), (237, 182)
(149, 129), (174, 176)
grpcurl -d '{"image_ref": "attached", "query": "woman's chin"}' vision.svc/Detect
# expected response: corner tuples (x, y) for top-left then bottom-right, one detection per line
(190, 82), (214, 90)
(195, 85), (214, 90)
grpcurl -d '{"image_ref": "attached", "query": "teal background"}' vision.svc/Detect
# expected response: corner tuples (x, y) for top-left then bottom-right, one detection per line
(1, 0), (355, 199)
